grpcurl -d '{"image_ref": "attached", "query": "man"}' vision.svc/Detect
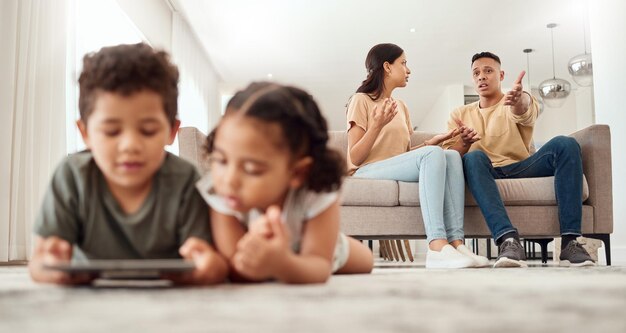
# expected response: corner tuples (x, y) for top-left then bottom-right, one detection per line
(442, 52), (595, 268)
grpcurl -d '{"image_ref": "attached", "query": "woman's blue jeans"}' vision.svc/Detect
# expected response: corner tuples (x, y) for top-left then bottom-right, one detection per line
(462, 136), (583, 244)
(354, 146), (465, 243)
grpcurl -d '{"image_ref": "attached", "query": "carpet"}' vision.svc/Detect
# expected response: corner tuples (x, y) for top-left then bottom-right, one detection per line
(1, 262), (626, 333)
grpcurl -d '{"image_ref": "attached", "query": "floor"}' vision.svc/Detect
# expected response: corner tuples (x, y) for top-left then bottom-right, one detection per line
(1, 259), (626, 333)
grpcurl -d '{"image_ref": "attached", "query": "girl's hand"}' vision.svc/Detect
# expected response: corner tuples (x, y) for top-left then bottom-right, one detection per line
(371, 98), (398, 131)
(233, 206), (291, 280)
(425, 127), (461, 146)
(248, 214), (273, 238)
(174, 237), (228, 285)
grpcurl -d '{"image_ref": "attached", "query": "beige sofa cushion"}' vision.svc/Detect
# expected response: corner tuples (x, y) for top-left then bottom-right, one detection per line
(397, 176), (589, 206)
(341, 178), (399, 206)
(342, 176), (589, 207)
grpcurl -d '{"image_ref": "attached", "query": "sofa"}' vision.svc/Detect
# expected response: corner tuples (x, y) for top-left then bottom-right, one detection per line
(178, 125), (613, 264)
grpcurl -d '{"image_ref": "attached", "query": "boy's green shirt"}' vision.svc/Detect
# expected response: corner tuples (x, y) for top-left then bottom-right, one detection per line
(35, 151), (211, 260)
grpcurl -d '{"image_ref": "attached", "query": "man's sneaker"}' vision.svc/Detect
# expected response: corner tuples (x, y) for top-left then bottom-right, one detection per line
(455, 244), (490, 268)
(494, 238), (528, 268)
(559, 240), (596, 267)
(426, 245), (475, 269)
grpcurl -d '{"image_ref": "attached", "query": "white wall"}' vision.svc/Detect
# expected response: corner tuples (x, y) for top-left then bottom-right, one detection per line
(589, 0), (626, 264)
(115, 0), (221, 136)
(418, 84), (464, 132)
(575, 86), (595, 130)
(115, 0), (172, 51)
(533, 91), (580, 145)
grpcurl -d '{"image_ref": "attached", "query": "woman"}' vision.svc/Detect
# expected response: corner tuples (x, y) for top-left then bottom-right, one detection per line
(346, 43), (488, 268)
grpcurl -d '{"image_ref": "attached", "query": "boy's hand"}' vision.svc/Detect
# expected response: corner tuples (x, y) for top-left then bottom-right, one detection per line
(233, 206), (291, 281)
(174, 237), (228, 285)
(30, 236), (93, 285)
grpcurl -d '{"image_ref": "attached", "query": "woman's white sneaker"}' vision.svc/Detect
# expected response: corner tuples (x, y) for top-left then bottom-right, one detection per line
(455, 244), (490, 268)
(426, 245), (475, 269)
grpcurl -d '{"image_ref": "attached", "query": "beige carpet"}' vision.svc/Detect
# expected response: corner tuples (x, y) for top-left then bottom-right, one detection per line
(1, 261), (626, 333)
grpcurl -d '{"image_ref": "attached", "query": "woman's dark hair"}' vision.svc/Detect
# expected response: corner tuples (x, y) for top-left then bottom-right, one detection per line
(356, 43), (404, 100)
(206, 82), (345, 192)
(78, 43), (179, 126)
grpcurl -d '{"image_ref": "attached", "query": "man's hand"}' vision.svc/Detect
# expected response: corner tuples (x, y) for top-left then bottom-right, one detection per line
(453, 118), (481, 146)
(504, 71), (531, 115)
(232, 206), (291, 281)
(175, 237), (228, 285)
(371, 98), (397, 131)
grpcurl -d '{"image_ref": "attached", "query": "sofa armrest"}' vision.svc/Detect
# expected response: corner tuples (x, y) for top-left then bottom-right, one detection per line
(178, 127), (210, 174)
(569, 124), (613, 233)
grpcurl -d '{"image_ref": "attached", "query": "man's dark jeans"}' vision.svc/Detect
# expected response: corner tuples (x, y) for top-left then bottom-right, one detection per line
(462, 136), (583, 244)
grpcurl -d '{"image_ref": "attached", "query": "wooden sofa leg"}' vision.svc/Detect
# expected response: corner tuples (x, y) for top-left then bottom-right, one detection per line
(382, 240), (392, 260)
(378, 240), (388, 260)
(403, 239), (414, 262)
(388, 240), (400, 261)
(583, 233), (612, 266)
(396, 240), (406, 262)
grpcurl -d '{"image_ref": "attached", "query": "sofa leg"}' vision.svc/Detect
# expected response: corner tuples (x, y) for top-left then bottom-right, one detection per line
(583, 233), (612, 266)
(378, 240), (388, 260)
(396, 240), (406, 262)
(388, 240), (400, 261)
(525, 238), (553, 264)
(486, 239), (492, 260)
(403, 240), (414, 262)
(383, 240), (393, 261)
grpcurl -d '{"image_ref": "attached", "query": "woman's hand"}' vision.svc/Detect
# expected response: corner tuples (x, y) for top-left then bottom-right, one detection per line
(425, 127), (461, 146)
(371, 98), (398, 131)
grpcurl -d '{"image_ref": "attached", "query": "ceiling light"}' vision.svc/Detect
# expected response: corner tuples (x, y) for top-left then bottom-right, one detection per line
(409, 28), (416, 33)
(538, 23), (571, 108)
(267, 73), (273, 79)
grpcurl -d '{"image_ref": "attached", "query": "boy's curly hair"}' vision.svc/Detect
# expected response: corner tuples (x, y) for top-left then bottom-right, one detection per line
(78, 43), (179, 125)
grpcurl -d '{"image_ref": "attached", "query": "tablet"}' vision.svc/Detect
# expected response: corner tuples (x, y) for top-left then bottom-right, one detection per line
(43, 259), (195, 280)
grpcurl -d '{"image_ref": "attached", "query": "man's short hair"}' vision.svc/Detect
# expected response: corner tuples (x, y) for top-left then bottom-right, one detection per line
(471, 52), (501, 66)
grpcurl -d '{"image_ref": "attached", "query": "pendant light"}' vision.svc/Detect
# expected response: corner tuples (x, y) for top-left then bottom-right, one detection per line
(523, 48), (544, 115)
(538, 23), (571, 108)
(567, 3), (593, 86)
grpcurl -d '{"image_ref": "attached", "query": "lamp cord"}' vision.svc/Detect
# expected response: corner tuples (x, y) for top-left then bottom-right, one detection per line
(550, 27), (556, 79)
(526, 53), (531, 89)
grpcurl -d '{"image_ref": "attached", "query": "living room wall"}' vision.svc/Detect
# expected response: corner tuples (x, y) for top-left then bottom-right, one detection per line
(589, 0), (626, 264)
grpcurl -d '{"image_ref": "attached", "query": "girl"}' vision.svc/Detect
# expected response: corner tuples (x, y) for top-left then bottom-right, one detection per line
(197, 82), (374, 283)
(347, 43), (489, 268)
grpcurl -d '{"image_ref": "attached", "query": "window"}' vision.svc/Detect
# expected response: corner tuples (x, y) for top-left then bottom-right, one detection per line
(66, 0), (145, 154)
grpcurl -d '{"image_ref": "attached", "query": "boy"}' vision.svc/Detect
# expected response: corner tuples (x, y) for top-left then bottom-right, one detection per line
(29, 43), (228, 284)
